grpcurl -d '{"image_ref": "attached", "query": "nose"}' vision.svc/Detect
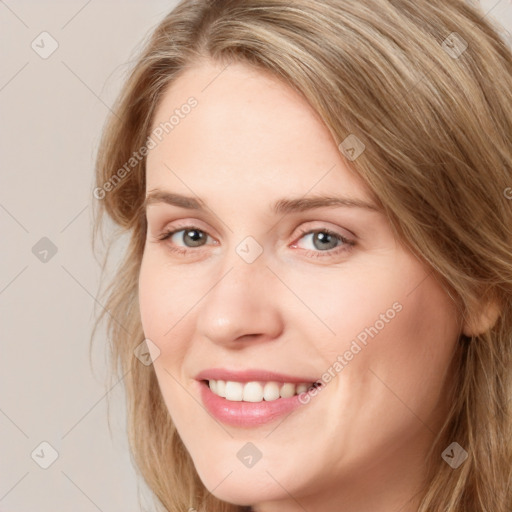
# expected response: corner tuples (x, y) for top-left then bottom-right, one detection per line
(195, 254), (285, 347)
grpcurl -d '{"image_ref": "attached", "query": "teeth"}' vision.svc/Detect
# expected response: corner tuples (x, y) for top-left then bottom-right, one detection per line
(225, 381), (243, 401)
(216, 380), (226, 398)
(263, 382), (280, 401)
(243, 382), (263, 402)
(296, 383), (308, 394)
(208, 380), (312, 402)
(280, 383), (295, 398)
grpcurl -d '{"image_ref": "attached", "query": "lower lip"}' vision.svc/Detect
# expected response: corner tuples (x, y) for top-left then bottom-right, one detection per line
(199, 381), (306, 427)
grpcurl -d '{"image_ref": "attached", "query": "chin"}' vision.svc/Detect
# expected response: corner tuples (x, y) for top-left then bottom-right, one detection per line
(192, 456), (293, 506)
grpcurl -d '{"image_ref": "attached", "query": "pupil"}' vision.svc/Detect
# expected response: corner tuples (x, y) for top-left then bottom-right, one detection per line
(314, 232), (337, 250)
(185, 230), (205, 247)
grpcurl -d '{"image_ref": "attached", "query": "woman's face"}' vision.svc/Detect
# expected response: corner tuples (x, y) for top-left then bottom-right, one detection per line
(139, 60), (462, 510)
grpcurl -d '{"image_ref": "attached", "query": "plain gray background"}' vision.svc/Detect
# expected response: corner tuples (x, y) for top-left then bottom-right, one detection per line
(1, 1), (511, 511)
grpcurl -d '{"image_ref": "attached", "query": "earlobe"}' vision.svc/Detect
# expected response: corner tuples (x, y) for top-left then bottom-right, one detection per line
(462, 297), (501, 337)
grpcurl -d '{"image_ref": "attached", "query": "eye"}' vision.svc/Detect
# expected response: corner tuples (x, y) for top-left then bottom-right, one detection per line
(172, 228), (208, 247)
(292, 227), (355, 258)
(155, 226), (217, 254)
(153, 224), (355, 259)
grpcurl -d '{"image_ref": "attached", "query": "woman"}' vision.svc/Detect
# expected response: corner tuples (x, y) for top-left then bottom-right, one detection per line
(92, 0), (512, 510)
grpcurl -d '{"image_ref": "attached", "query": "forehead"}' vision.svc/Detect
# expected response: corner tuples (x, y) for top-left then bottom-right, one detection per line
(146, 60), (372, 204)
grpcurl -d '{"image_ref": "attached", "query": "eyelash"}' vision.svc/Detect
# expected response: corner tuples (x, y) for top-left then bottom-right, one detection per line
(155, 225), (355, 259)
(294, 226), (355, 258)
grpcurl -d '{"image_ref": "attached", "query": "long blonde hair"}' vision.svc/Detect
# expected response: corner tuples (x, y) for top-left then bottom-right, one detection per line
(92, 1), (512, 510)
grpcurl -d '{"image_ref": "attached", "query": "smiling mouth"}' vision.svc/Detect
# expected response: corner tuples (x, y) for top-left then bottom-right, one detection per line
(204, 379), (319, 402)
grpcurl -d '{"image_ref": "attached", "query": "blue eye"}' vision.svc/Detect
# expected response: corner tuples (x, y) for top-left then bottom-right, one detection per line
(292, 228), (355, 259)
(156, 225), (355, 259)
(296, 229), (347, 251)
(172, 228), (207, 247)
(157, 227), (213, 249)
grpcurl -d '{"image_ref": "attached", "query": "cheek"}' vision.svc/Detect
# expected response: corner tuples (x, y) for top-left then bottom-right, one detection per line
(348, 270), (461, 433)
(395, 281), (460, 394)
(309, 254), (460, 428)
(307, 274), (461, 475)
(138, 256), (204, 430)
(283, 259), (409, 356)
(138, 257), (166, 341)
(138, 253), (193, 359)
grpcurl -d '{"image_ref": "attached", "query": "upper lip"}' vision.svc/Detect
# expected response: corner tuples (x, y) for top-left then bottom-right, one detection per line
(195, 368), (318, 384)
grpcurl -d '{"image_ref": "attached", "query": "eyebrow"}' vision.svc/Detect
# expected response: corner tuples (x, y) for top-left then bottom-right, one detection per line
(144, 190), (380, 214)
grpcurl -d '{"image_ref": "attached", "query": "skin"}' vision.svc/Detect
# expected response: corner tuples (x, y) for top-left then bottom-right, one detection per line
(139, 59), (466, 512)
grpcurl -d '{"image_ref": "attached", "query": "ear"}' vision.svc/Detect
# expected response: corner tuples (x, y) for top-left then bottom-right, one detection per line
(462, 297), (501, 337)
